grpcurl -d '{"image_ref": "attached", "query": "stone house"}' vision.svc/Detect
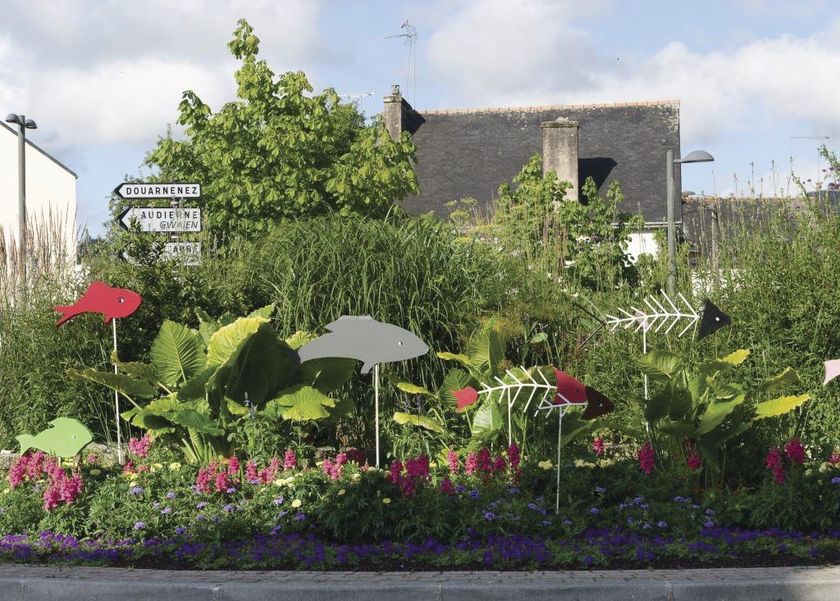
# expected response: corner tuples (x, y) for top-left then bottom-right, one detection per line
(382, 85), (681, 259)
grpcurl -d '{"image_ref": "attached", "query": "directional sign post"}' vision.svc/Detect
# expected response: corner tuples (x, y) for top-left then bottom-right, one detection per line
(118, 207), (202, 233)
(114, 183), (201, 199)
(163, 242), (202, 266)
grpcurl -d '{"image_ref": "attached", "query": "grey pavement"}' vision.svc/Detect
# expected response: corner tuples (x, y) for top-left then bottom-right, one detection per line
(1, 564), (839, 600)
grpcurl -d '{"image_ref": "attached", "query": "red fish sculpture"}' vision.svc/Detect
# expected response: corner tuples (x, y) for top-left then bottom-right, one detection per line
(54, 281), (142, 327)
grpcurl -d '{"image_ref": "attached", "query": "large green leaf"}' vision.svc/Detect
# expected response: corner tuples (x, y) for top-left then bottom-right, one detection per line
(393, 412), (444, 433)
(697, 395), (745, 435)
(439, 368), (474, 407)
(285, 330), (316, 350)
(178, 367), (213, 401)
(68, 368), (157, 399)
(110, 351), (157, 385)
(703, 420), (752, 447)
(267, 385), (336, 421)
(299, 357), (357, 393)
(757, 367), (801, 397)
(206, 317), (267, 367)
(247, 304), (276, 319)
(436, 352), (471, 367)
(467, 323), (505, 376)
(472, 398), (504, 436)
(167, 410), (224, 435)
(395, 382), (432, 396)
(644, 388), (672, 423)
(754, 394), (811, 420)
(151, 321), (206, 387)
(668, 386), (693, 421)
(637, 350), (681, 380)
(225, 325), (299, 405)
(195, 308), (219, 346)
(658, 419), (696, 439)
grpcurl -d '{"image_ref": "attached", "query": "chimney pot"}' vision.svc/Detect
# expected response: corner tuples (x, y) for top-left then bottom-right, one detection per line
(541, 118), (580, 201)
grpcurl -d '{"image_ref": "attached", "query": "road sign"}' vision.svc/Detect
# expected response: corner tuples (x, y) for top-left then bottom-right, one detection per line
(114, 183), (201, 199)
(163, 242), (202, 266)
(119, 207), (202, 232)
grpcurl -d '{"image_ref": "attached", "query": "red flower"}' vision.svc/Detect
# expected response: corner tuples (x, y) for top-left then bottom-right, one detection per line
(784, 438), (805, 465)
(687, 451), (702, 471)
(638, 442), (655, 475)
(593, 437), (605, 457)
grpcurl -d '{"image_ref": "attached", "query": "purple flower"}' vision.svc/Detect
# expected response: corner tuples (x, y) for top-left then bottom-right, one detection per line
(657, 520), (668, 528)
(133, 521), (145, 530)
(195, 514), (206, 522)
(223, 504), (236, 513)
(166, 491), (176, 500)
(483, 511), (496, 521)
(226, 487), (236, 494)
(161, 506), (172, 515)
(561, 519), (573, 527)
(595, 486), (606, 494)
(704, 518), (715, 528)
(293, 512), (306, 521)
(831, 476), (840, 485)
(196, 502), (208, 510)
(590, 507), (600, 515)
(175, 527), (186, 535)
(469, 489), (480, 500)
(129, 486), (144, 496)
(273, 496), (285, 506)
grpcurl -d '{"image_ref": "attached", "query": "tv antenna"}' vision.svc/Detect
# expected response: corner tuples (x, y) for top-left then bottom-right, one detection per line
(338, 89), (376, 105)
(385, 19), (417, 105)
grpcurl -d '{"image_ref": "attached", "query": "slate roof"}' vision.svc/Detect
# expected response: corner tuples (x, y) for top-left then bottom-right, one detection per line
(399, 100), (681, 224)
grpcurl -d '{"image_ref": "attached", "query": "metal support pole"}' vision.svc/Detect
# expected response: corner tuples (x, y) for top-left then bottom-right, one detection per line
(556, 409), (564, 515)
(113, 319), (124, 464)
(17, 117), (27, 287)
(666, 149), (676, 296)
(374, 364), (380, 468)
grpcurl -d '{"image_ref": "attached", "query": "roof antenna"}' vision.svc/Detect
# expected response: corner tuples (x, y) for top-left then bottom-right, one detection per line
(385, 19), (417, 106)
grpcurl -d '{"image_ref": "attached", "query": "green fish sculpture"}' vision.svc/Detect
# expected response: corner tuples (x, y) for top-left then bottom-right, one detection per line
(16, 418), (93, 458)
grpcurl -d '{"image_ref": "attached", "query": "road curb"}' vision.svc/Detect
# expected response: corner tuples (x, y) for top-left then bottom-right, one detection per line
(1, 565), (839, 600)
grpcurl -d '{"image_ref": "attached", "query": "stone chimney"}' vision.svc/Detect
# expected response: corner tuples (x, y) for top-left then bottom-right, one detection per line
(383, 84), (405, 141)
(541, 117), (580, 201)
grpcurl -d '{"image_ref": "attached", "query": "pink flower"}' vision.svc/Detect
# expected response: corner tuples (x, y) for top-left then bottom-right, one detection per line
(43, 485), (61, 511)
(8, 456), (27, 489)
(122, 460), (135, 474)
(405, 455), (430, 480)
(638, 441), (655, 475)
(464, 452), (478, 476)
(687, 451), (702, 471)
(439, 477), (455, 495)
(195, 465), (214, 494)
(245, 460), (259, 483)
(447, 450), (459, 473)
(784, 438), (806, 465)
(322, 457), (343, 481)
(127, 432), (153, 458)
(507, 444), (520, 470)
(283, 449), (297, 470)
(476, 448), (492, 473)
(593, 437), (605, 457)
(829, 453), (840, 465)
(227, 456), (240, 475)
(214, 470), (231, 493)
(765, 447), (783, 470)
(492, 456), (507, 472)
(85, 453), (98, 465)
(388, 460), (403, 484)
(260, 458), (281, 483)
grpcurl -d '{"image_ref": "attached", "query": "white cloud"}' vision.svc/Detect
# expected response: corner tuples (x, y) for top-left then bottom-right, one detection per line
(0, 0), (327, 146)
(425, 3), (840, 144)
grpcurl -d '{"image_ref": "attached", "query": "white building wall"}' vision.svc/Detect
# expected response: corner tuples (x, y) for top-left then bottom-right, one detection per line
(0, 124), (77, 261)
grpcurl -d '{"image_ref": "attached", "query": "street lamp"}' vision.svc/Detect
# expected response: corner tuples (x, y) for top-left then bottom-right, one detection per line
(666, 149), (714, 295)
(5, 113), (37, 286)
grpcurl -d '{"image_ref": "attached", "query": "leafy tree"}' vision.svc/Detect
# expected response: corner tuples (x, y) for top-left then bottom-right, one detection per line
(491, 155), (643, 291)
(143, 19), (418, 239)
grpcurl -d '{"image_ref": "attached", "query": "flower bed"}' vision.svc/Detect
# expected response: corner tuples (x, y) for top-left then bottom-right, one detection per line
(3, 435), (840, 570)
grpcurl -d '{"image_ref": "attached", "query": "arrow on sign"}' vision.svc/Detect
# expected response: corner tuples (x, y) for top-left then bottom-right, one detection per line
(118, 207), (202, 232)
(114, 183), (201, 199)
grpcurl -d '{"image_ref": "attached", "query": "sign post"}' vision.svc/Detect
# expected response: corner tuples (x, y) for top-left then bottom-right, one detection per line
(115, 182), (203, 265)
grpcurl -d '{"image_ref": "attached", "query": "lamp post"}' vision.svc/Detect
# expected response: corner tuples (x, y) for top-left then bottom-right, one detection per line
(666, 149), (714, 296)
(5, 113), (37, 287)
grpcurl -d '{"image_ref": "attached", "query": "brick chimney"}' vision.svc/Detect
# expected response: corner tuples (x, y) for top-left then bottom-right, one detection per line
(541, 117), (580, 201)
(383, 84), (405, 141)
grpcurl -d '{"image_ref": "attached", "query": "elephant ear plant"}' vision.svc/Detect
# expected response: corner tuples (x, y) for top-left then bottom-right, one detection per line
(69, 305), (356, 462)
(637, 348), (811, 484)
(394, 320), (596, 456)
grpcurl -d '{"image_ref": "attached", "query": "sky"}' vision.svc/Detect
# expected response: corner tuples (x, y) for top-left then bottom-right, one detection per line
(2, 0), (838, 235)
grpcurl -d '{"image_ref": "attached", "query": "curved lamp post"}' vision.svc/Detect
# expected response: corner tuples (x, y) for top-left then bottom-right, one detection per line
(5, 113), (37, 287)
(666, 149), (714, 295)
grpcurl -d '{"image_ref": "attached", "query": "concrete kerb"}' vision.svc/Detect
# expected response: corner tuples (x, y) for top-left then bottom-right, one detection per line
(1, 565), (839, 600)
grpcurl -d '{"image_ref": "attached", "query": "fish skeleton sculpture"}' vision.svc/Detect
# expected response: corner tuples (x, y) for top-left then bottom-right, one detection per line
(297, 316), (429, 373)
(54, 281), (142, 327)
(17, 418), (94, 458)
